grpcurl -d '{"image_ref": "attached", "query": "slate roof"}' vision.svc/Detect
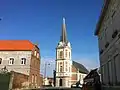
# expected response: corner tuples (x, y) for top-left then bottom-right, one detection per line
(60, 18), (68, 43)
(73, 61), (89, 74)
(84, 68), (100, 80)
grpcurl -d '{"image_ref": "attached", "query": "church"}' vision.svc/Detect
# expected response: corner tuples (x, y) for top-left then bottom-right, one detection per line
(55, 18), (89, 87)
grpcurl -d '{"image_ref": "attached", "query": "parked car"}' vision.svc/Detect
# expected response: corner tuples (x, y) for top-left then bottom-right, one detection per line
(71, 84), (82, 88)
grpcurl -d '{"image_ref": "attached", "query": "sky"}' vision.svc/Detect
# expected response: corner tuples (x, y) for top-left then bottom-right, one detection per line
(0, 0), (103, 77)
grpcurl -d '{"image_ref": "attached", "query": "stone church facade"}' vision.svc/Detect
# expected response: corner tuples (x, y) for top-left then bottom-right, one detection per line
(55, 18), (89, 87)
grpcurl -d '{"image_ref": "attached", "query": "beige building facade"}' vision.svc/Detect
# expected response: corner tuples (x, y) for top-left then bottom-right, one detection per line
(95, 0), (120, 89)
(0, 40), (41, 88)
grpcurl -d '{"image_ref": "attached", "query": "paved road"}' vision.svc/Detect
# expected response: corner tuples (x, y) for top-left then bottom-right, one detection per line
(27, 87), (82, 90)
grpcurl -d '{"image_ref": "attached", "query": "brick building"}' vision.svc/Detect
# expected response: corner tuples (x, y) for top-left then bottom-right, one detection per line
(55, 18), (89, 87)
(0, 40), (41, 88)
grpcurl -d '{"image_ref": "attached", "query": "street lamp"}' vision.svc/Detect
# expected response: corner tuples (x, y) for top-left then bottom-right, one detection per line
(44, 60), (54, 85)
(44, 62), (50, 79)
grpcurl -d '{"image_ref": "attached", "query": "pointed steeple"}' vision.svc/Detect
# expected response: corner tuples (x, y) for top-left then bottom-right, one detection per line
(60, 17), (68, 43)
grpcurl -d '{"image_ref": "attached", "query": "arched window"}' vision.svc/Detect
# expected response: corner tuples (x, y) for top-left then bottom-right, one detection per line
(0, 58), (2, 64)
(60, 51), (63, 58)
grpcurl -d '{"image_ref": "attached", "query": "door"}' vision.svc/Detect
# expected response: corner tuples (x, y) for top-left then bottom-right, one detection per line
(59, 78), (62, 86)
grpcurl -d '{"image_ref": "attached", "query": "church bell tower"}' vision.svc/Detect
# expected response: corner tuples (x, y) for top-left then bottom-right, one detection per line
(55, 18), (72, 87)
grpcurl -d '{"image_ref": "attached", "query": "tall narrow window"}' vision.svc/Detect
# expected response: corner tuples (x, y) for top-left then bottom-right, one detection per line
(35, 75), (37, 83)
(65, 50), (68, 58)
(37, 53), (39, 58)
(114, 54), (120, 83)
(21, 58), (26, 65)
(34, 50), (37, 56)
(32, 74), (34, 83)
(60, 51), (63, 58)
(57, 62), (59, 72)
(69, 52), (70, 58)
(9, 58), (14, 65)
(0, 58), (2, 64)
(66, 62), (68, 71)
(69, 67), (70, 72)
(60, 66), (62, 72)
(57, 51), (59, 59)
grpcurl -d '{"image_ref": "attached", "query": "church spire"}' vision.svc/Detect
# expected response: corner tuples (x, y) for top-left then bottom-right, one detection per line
(60, 17), (68, 43)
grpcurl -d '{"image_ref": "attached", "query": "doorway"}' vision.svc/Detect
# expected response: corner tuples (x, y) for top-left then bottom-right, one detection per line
(59, 78), (62, 86)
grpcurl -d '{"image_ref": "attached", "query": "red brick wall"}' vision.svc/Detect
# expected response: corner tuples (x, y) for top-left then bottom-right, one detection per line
(29, 45), (41, 87)
(72, 66), (77, 72)
(12, 71), (29, 89)
(71, 66), (77, 82)
(40, 74), (43, 87)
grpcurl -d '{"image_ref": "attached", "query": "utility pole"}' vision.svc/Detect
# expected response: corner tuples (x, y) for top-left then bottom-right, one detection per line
(44, 62), (50, 85)
(53, 70), (56, 87)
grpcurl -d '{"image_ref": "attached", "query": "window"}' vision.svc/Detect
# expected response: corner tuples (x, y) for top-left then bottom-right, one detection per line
(114, 54), (120, 83)
(37, 53), (39, 58)
(69, 52), (70, 58)
(60, 51), (63, 58)
(35, 75), (37, 83)
(108, 61), (113, 84)
(9, 58), (14, 65)
(32, 74), (34, 83)
(57, 51), (59, 59)
(34, 50), (37, 56)
(57, 62), (59, 72)
(65, 50), (68, 57)
(60, 66), (62, 72)
(0, 58), (2, 64)
(21, 58), (26, 65)
(66, 62), (68, 71)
